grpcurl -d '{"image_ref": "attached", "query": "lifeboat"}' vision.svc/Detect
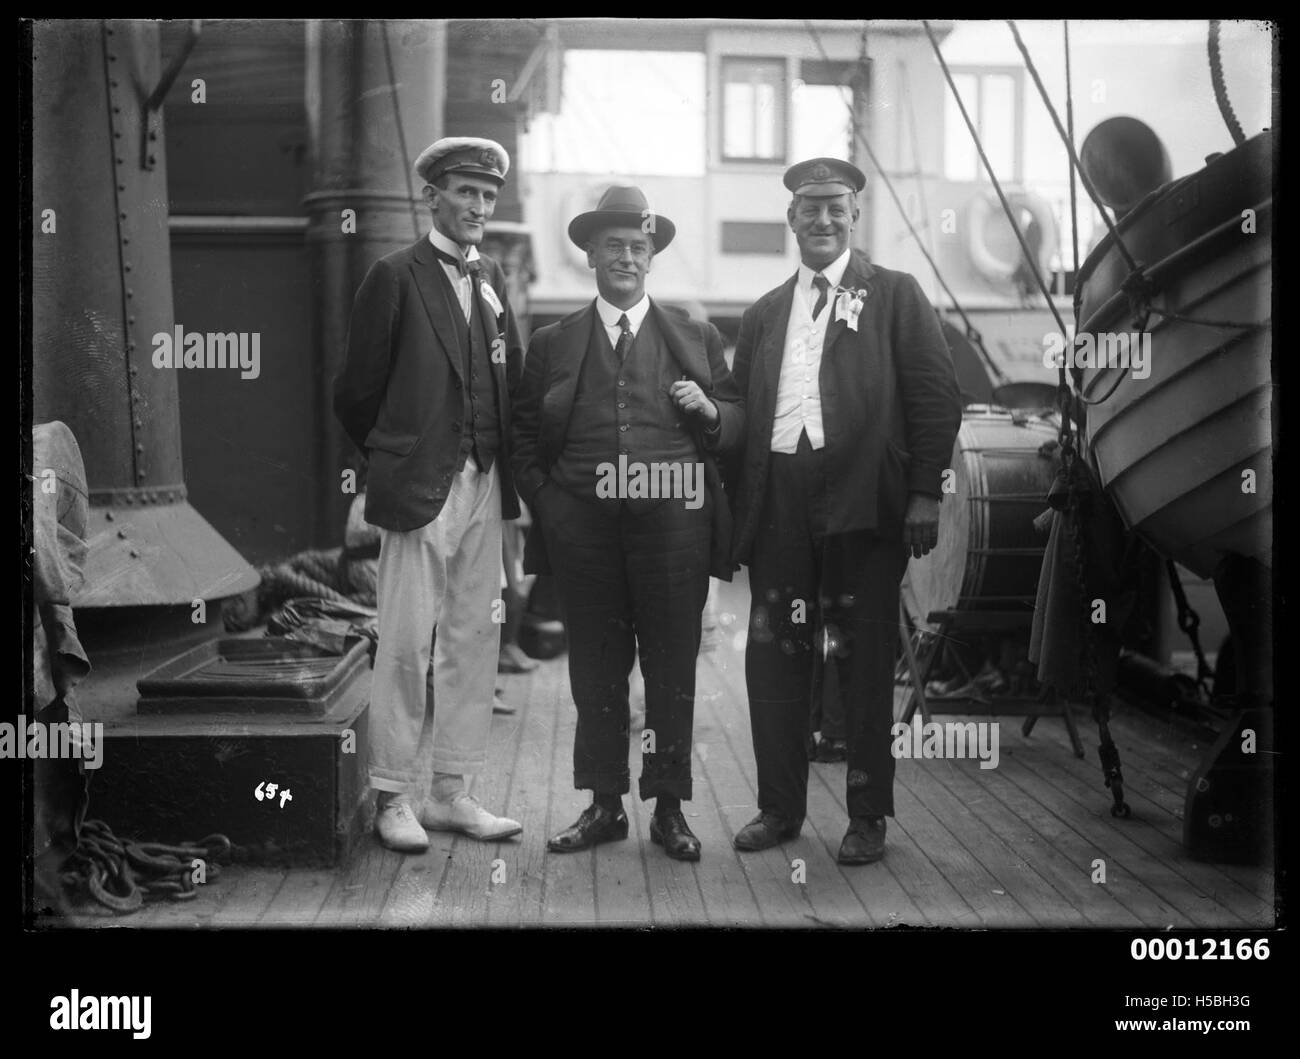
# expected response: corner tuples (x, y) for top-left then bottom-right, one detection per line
(1073, 129), (1272, 580)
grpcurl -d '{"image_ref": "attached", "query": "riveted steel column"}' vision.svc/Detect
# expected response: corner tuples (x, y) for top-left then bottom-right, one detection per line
(32, 19), (258, 607)
(304, 18), (446, 537)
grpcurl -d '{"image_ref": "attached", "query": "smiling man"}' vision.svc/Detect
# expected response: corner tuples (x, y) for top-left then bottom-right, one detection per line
(333, 137), (524, 853)
(512, 186), (742, 860)
(729, 157), (962, 865)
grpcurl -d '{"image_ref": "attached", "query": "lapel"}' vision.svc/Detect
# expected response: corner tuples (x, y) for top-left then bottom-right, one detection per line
(409, 236), (466, 385)
(473, 265), (510, 420)
(755, 274), (798, 421)
(822, 250), (877, 358)
(649, 300), (710, 385)
(540, 301), (598, 458)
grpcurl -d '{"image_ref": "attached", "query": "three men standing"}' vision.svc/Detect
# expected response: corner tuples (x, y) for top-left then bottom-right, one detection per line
(334, 137), (524, 853)
(729, 158), (962, 865)
(511, 187), (742, 861)
(336, 142), (958, 872)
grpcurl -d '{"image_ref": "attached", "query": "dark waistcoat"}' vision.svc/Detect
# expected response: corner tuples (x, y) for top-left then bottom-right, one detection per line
(454, 277), (501, 472)
(552, 308), (699, 512)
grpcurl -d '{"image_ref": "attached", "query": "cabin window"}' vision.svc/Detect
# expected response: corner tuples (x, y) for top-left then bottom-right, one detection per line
(943, 68), (1022, 182)
(721, 57), (786, 163)
(791, 59), (856, 161)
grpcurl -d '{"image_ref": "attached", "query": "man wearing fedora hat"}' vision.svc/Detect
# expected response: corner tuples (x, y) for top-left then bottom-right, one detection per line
(512, 186), (743, 860)
(334, 137), (525, 853)
(729, 157), (961, 864)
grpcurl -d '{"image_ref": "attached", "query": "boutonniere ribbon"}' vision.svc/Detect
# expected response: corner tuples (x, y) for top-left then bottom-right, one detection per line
(832, 285), (869, 332)
(479, 279), (504, 319)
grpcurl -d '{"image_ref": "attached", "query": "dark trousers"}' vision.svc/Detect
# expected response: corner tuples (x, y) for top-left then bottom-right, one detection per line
(540, 485), (711, 800)
(745, 434), (908, 822)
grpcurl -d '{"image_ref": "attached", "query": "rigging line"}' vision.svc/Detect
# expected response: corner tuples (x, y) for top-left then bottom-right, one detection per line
(381, 20), (421, 240)
(1063, 21), (1080, 283)
(900, 62), (938, 265)
(802, 19), (1009, 385)
(922, 21), (1071, 341)
(1005, 20), (1139, 276)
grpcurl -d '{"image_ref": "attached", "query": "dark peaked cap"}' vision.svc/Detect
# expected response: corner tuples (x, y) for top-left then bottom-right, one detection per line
(567, 185), (676, 252)
(784, 157), (867, 197)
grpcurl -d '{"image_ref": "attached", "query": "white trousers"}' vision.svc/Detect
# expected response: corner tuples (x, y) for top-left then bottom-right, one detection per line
(368, 460), (502, 794)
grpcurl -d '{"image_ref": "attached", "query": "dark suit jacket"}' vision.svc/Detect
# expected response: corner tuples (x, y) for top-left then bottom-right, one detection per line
(731, 249), (962, 565)
(333, 237), (523, 531)
(511, 299), (744, 580)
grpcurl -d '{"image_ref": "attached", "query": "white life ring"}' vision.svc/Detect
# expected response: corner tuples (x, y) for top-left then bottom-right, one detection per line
(966, 188), (1058, 285)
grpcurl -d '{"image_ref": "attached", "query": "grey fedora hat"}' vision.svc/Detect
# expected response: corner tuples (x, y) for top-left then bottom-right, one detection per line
(567, 185), (676, 252)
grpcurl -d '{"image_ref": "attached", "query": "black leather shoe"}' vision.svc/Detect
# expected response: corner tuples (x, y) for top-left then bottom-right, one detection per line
(837, 815), (886, 864)
(814, 737), (848, 762)
(547, 803), (629, 853)
(733, 812), (801, 852)
(650, 810), (701, 861)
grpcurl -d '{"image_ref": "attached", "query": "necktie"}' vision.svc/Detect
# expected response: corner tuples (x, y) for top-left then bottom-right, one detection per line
(614, 313), (632, 362)
(431, 244), (472, 277)
(811, 273), (830, 319)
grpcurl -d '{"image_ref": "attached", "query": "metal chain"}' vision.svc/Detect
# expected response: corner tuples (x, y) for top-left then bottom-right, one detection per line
(1165, 559), (1215, 693)
(1061, 448), (1131, 818)
(60, 819), (231, 915)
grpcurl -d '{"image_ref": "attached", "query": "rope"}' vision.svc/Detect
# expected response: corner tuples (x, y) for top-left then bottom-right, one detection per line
(1208, 20), (1247, 147)
(922, 23), (1072, 342)
(1005, 20), (1141, 276)
(381, 19), (422, 240)
(802, 20), (1010, 386)
(1063, 21), (1081, 281)
(61, 820), (231, 915)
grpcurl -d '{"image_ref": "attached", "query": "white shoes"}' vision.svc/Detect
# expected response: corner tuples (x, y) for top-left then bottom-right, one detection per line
(421, 792), (522, 841)
(375, 796), (431, 853)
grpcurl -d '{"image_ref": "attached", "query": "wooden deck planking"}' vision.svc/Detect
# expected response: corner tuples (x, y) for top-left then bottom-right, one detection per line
(61, 574), (1273, 929)
(691, 671), (823, 927)
(678, 668), (766, 927)
(808, 764), (976, 928)
(900, 760), (1093, 927)
(260, 869), (335, 927)
(437, 679), (532, 928)
(921, 754), (1133, 927)
(889, 773), (1033, 927)
(1008, 750), (1270, 927)
(486, 663), (563, 926)
(538, 665), (599, 927)
(205, 864), (289, 928)
(974, 745), (1191, 926)
(1025, 709), (1272, 902)
(702, 656), (921, 928)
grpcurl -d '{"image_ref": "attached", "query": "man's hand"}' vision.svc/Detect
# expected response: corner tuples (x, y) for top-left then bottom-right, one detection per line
(903, 494), (941, 559)
(669, 380), (719, 425)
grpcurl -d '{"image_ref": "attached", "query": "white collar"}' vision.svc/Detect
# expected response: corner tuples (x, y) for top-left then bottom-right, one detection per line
(797, 247), (851, 293)
(595, 293), (651, 333)
(428, 225), (481, 264)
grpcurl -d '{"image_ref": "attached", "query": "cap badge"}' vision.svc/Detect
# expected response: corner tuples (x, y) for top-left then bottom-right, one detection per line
(812, 163), (830, 181)
(479, 148), (498, 169)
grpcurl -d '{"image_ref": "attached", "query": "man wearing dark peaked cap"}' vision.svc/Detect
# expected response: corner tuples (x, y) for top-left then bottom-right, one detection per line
(730, 157), (962, 864)
(512, 185), (744, 861)
(334, 136), (524, 853)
